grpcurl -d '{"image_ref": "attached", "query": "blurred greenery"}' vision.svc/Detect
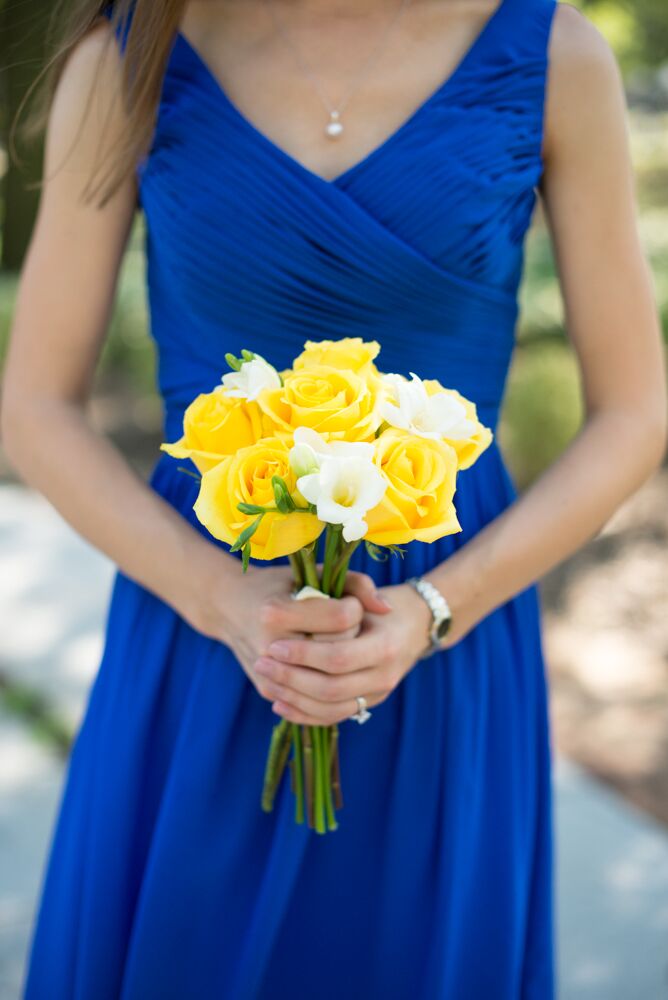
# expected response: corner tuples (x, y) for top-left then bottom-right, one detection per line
(1, 8), (667, 489)
(499, 106), (668, 486)
(578, 0), (668, 72)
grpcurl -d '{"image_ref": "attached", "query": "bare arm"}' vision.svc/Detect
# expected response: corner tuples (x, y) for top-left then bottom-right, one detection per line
(251, 4), (668, 727)
(425, 3), (667, 636)
(0, 21), (233, 625)
(1, 21), (387, 681)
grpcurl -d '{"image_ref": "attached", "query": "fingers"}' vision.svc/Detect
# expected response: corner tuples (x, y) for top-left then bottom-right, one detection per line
(258, 590), (363, 639)
(342, 571), (393, 615)
(254, 657), (381, 704)
(262, 619), (389, 673)
(307, 624), (360, 642)
(268, 693), (384, 727)
(254, 661), (388, 725)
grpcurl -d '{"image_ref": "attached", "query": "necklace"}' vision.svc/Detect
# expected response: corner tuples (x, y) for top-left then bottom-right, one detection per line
(261, 0), (413, 140)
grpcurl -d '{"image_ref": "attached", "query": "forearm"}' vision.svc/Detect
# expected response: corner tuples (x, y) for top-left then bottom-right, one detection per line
(2, 397), (243, 616)
(427, 406), (667, 630)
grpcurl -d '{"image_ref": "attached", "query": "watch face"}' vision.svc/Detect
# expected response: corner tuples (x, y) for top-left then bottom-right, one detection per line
(436, 617), (452, 640)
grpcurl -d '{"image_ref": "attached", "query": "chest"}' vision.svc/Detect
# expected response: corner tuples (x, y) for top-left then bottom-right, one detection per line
(176, 0), (508, 183)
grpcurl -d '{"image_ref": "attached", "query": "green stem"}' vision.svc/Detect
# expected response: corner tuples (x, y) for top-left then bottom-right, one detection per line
(323, 725), (338, 831)
(288, 551), (305, 590)
(261, 718), (292, 812)
(300, 546), (321, 590)
(331, 723), (343, 810)
(312, 726), (326, 834)
(302, 725), (315, 828)
(320, 524), (342, 595)
(331, 540), (360, 598)
(291, 723), (305, 825)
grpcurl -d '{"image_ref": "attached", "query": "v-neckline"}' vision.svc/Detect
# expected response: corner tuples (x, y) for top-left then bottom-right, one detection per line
(174, 0), (508, 187)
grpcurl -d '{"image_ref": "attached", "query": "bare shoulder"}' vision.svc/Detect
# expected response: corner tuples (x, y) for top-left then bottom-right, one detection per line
(45, 16), (130, 181)
(548, 2), (620, 83)
(543, 2), (626, 162)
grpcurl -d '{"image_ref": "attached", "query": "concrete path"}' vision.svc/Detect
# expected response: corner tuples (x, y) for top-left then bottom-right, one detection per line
(1, 485), (667, 999)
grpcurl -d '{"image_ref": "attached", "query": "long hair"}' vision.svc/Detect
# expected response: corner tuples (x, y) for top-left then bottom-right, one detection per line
(11, 0), (187, 207)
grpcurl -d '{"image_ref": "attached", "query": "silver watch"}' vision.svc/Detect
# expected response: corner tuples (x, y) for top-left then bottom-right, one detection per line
(406, 576), (453, 659)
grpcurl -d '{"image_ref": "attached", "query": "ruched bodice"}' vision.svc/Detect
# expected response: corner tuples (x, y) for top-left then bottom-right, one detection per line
(107, 0), (555, 444)
(24, 4), (559, 998)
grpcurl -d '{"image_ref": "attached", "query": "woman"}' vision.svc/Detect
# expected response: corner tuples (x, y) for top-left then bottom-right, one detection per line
(3, 0), (665, 996)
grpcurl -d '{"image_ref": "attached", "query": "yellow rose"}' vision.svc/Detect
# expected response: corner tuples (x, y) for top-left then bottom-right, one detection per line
(364, 428), (461, 545)
(292, 337), (381, 377)
(193, 436), (324, 560)
(160, 386), (274, 474)
(257, 364), (382, 442)
(423, 379), (493, 470)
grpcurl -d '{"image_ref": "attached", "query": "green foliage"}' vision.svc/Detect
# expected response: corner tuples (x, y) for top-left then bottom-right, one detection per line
(578, 0), (668, 71)
(499, 342), (585, 489)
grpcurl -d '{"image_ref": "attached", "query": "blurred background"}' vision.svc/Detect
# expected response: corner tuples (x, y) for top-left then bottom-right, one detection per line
(1, 1), (667, 997)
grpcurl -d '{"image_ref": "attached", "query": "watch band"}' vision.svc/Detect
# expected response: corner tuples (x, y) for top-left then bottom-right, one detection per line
(406, 576), (453, 659)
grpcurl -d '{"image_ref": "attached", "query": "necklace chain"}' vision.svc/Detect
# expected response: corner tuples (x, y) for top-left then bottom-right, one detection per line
(260, 0), (413, 138)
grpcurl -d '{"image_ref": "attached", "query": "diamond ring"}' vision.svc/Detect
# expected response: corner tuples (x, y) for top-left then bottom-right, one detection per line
(350, 695), (371, 724)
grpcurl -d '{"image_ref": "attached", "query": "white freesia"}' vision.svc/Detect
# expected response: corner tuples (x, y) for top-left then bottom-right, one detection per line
(288, 441), (321, 480)
(381, 371), (477, 441)
(289, 426), (375, 470)
(221, 356), (281, 400)
(296, 450), (387, 543)
(291, 585), (331, 601)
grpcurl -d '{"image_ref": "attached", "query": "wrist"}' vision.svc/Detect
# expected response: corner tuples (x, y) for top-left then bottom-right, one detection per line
(405, 576), (453, 656)
(422, 555), (487, 641)
(401, 581), (435, 653)
(174, 534), (246, 638)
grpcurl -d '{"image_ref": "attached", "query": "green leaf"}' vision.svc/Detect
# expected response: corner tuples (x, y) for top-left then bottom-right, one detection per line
(242, 542), (251, 572)
(230, 513), (263, 552)
(176, 465), (202, 482)
(240, 349), (256, 361)
(387, 543), (407, 559)
(364, 540), (389, 562)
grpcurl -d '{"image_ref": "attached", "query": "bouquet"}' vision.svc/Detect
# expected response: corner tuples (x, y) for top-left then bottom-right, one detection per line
(160, 337), (492, 833)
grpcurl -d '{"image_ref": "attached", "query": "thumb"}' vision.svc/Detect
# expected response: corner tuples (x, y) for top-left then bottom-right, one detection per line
(341, 570), (393, 614)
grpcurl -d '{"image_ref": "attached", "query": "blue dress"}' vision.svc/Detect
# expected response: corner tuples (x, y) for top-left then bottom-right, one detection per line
(24, 0), (558, 996)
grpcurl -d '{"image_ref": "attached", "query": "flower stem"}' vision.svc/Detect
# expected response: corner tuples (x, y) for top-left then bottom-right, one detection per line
(331, 541), (360, 598)
(323, 725), (338, 831)
(320, 524), (342, 595)
(259, 552), (346, 832)
(300, 547), (321, 590)
(312, 725), (326, 834)
(302, 725), (315, 828)
(288, 552), (305, 590)
(291, 723), (305, 825)
(330, 723), (343, 810)
(261, 718), (292, 812)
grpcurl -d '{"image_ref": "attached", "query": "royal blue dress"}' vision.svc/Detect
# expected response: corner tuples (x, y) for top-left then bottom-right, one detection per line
(24, 0), (558, 996)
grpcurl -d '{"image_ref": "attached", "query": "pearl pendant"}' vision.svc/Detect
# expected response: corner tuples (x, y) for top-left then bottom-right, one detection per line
(325, 110), (344, 139)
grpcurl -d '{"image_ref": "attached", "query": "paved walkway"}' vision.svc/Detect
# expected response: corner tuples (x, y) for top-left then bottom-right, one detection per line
(1, 485), (667, 999)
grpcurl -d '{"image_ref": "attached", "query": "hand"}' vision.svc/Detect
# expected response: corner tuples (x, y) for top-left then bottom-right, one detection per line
(181, 550), (394, 696)
(251, 581), (437, 725)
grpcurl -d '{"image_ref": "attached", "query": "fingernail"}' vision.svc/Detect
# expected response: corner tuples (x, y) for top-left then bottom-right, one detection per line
(254, 659), (272, 676)
(268, 641), (290, 659)
(377, 595), (393, 609)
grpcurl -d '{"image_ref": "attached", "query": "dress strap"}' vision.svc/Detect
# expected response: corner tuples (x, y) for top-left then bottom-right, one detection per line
(490, 0), (559, 182)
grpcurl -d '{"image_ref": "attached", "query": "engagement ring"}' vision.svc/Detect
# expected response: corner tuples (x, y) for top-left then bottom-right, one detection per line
(350, 695), (371, 724)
